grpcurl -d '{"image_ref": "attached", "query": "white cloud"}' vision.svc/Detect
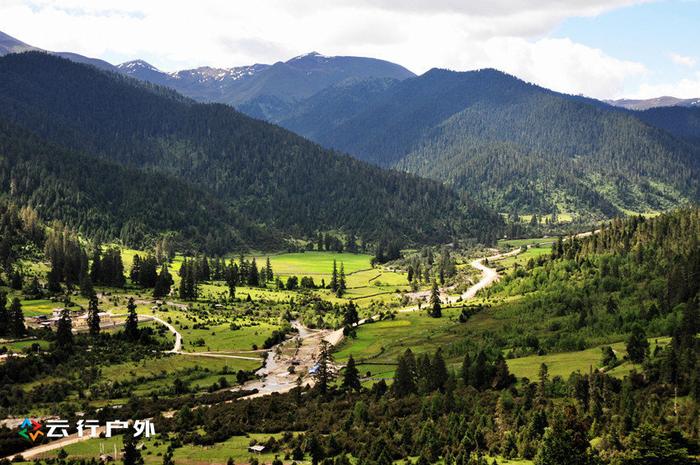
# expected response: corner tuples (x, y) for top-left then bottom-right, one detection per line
(0, 0), (657, 98)
(669, 52), (696, 67)
(459, 38), (647, 99)
(630, 72), (700, 99)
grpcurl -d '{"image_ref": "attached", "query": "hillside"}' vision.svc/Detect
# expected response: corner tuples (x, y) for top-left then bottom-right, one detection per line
(0, 52), (502, 250)
(0, 119), (270, 251)
(0, 30), (116, 71)
(274, 69), (700, 219)
(0, 31), (37, 55)
(635, 106), (700, 144)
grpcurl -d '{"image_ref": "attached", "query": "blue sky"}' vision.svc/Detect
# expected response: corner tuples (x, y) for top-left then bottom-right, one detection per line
(1, 0), (698, 99)
(553, 0), (700, 97)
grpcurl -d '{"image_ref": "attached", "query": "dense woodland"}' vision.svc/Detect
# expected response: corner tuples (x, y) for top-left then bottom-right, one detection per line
(636, 106), (700, 144)
(485, 207), (700, 356)
(0, 52), (503, 252)
(270, 69), (699, 217)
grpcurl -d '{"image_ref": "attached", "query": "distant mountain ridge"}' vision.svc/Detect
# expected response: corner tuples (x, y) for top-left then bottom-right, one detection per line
(269, 68), (700, 219)
(606, 96), (700, 110)
(0, 30), (117, 71)
(113, 51), (416, 116)
(1, 30), (416, 117)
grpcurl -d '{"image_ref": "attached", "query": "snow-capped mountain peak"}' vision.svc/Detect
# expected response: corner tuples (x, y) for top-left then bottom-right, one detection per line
(117, 59), (161, 73)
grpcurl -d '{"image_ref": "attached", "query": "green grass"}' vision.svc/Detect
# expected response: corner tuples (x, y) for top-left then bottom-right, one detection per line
(506, 337), (672, 380)
(484, 456), (533, 465)
(96, 353), (260, 398)
(334, 308), (468, 365)
(255, 252), (373, 277)
(336, 300), (674, 385)
(17, 299), (61, 317)
(1, 338), (50, 352)
(496, 247), (550, 269)
(498, 237), (553, 248)
(38, 432), (306, 465)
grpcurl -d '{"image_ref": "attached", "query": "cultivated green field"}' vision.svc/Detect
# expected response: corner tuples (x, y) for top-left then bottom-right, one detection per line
(255, 251), (373, 277)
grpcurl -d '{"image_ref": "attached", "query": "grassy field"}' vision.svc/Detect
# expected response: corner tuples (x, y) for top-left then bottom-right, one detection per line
(506, 337), (671, 380)
(96, 353), (261, 398)
(35, 432), (305, 465)
(255, 252), (373, 277)
(334, 307), (472, 369)
(497, 237), (554, 248)
(335, 297), (674, 385)
(496, 247), (550, 269)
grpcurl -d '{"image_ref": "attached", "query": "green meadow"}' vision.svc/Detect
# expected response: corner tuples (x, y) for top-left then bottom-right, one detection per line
(34, 432), (305, 465)
(254, 251), (373, 277)
(496, 247), (550, 269)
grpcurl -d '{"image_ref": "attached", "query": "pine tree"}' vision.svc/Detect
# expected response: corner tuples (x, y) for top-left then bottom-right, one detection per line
(537, 363), (549, 398)
(534, 407), (589, 465)
(392, 349), (417, 397)
(330, 259), (338, 292)
(314, 339), (337, 395)
(265, 257), (273, 282)
(343, 301), (359, 326)
(429, 281), (442, 318)
(342, 355), (361, 391)
(248, 257), (259, 286)
(307, 433), (324, 465)
(79, 273), (95, 298)
(346, 232), (358, 253)
(473, 350), (489, 390)
(9, 270), (22, 290)
(162, 449), (174, 465)
(122, 429), (144, 465)
(87, 295), (100, 336)
(492, 354), (514, 389)
(9, 297), (25, 337)
(0, 292), (9, 337)
(153, 265), (173, 298)
(627, 324), (649, 363)
(431, 348), (448, 392)
(47, 264), (62, 294)
(55, 308), (73, 351)
(228, 279), (236, 301)
(124, 297), (139, 342)
(179, 260), (197, 300)
(90, 247), (102, 283)
(337, 262), (347, 297)
(461, 353), (471, 387)
(130, 254), (141, 284)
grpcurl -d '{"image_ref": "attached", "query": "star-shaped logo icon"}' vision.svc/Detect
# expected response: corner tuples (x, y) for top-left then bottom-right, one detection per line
(18, 418), (43, 441)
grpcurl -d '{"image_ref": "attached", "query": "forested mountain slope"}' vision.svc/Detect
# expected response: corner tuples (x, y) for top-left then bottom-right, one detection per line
(635, 106), (700, 144)
(274, 69), (700, 219)
(0, 120), (268, 251)
(0, 52), (502, 250)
